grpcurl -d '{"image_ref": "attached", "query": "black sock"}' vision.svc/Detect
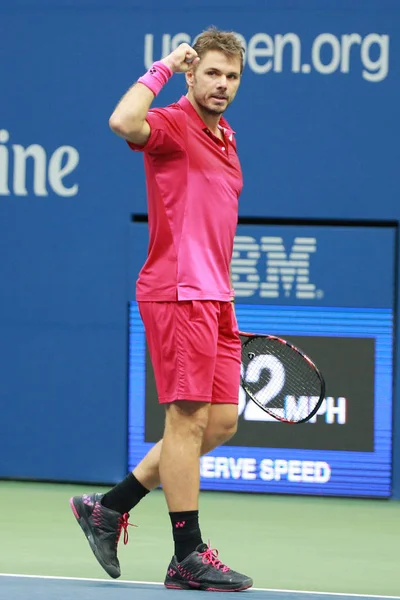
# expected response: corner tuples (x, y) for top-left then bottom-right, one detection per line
(101, 473), (150, 514)
(169, 510), (203, 562)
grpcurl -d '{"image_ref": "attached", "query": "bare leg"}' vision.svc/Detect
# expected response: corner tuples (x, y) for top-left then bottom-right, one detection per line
(133, 403), (238, 492)
(158, 401), (209, 511)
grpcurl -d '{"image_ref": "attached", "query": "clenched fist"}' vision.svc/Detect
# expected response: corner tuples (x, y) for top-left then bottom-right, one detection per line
(161, 43), (200, 73)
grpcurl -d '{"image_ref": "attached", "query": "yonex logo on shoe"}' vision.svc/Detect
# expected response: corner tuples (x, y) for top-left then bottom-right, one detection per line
(175, 521), (186, 528)
(83, 495), (94, 506)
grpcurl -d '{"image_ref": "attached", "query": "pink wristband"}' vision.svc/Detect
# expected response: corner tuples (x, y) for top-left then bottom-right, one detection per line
(137, 61), (173, 96)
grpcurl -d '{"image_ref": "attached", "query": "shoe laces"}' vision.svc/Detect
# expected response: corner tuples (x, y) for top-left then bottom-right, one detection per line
(199, 543), (229, 573)
(116, 513), (137, 547)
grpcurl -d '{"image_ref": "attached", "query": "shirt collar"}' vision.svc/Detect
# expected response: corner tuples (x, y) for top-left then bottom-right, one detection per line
(177, 95), (236, 139)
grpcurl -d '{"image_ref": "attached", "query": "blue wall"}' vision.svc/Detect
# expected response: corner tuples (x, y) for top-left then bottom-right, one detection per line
(0, 0), (399, 492)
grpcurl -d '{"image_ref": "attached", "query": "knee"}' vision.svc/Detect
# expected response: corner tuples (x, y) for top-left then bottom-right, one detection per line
(165, 401), (210, 440)
(214, 416), (238, 445)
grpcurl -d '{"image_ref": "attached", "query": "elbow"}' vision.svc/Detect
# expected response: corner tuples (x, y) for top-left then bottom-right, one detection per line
(109, 114), (126, 136)
(109, 114), (143, 140)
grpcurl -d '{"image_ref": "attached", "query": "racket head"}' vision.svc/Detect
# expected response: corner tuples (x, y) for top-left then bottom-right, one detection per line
(240, 332), (325, 424)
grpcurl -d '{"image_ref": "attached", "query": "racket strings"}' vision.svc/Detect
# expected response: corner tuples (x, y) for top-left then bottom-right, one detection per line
(242, 337), (323, 423)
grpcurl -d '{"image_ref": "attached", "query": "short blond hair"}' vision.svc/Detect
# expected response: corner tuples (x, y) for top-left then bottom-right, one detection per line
(193, 27), (245, 73)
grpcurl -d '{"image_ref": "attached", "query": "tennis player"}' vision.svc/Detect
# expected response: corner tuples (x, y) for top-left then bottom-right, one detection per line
(70, 27), (252, 592)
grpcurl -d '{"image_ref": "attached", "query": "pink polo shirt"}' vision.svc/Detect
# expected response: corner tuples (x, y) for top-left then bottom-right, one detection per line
(128, 96), (243, 301)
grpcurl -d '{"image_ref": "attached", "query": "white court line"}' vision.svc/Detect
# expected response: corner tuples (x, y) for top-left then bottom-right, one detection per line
(0, 573), (399, 599)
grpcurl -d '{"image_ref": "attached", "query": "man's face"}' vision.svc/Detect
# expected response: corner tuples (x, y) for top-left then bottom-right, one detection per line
(186, 50), (242, 116)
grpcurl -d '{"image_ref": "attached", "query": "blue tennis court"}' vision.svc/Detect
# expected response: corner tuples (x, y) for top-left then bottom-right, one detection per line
(2, 575), (400, 600)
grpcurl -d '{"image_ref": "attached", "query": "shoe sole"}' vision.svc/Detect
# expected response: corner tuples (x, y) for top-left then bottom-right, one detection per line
(69, 497), (120, 579)
(164, 580), (253, 592)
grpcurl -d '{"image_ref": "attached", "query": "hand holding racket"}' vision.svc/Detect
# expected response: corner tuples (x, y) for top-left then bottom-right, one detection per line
(239, 331), (325, 424)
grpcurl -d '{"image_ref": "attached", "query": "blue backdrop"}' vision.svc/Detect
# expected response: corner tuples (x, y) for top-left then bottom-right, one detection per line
(128, 224), (395, 498)
(0, 0), (399, 494)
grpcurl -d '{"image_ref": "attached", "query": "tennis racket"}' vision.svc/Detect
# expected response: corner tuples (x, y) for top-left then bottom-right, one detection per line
(239, 331), (325, 424)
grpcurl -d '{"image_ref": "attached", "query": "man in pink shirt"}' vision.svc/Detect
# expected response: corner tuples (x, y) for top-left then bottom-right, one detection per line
(70, 27), (252, 592)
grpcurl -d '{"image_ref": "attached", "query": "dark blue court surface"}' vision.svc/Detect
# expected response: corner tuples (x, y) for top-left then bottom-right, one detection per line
(1, 576), (400, 600)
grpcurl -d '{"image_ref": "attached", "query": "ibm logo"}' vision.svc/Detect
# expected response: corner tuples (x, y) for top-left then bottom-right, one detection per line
(232, 236), (323, 300)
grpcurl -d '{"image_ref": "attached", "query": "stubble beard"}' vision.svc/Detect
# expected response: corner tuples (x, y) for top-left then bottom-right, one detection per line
(193, 90), (231, 116)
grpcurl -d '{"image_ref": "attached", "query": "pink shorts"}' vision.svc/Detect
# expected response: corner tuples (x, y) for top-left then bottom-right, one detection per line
(138, 300), (241, 404)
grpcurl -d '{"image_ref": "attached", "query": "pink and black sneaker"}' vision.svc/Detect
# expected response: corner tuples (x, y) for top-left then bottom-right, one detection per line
(164, 542), (253, 592)
(69, 493), (133, 579)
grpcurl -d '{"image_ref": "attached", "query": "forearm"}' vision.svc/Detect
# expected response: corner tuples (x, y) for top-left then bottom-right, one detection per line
(109, 58), (173, 140)
(109, 82), (156, 137)
(108, 45), (198, 142)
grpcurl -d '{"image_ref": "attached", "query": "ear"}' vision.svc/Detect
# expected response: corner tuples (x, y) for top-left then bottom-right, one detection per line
(185, 69), (195, 88)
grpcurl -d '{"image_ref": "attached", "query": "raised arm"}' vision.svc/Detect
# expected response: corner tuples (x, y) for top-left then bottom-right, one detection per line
(109, 43), (200, 145)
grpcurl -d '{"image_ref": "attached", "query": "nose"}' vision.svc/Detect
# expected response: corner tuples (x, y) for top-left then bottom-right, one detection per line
(216, 75), (227, 89)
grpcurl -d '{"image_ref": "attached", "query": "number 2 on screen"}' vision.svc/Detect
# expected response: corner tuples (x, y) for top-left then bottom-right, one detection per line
(239, 355), (285, 420)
